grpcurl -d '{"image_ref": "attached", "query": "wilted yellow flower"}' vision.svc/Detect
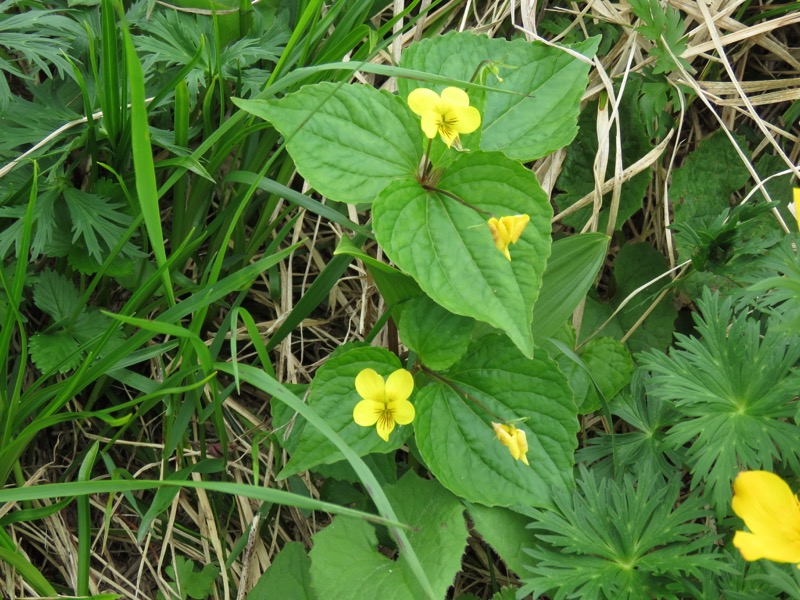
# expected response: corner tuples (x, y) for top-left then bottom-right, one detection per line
(407, 87), (481, 147)
(732, 470), (800, 566)
(353, 368), (415, 442)
(488, 215), (530, 261)
(492, 422), (529, 465)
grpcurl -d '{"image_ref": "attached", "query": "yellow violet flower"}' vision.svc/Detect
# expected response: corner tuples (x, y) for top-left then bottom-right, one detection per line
(353, 368), (415, 442)
(407, 87), (481, 147)
(488, 215), (530, 261)
(793, 188), (800, 231)
(732, 470), (800, 566)
(492, 422), (529, 465)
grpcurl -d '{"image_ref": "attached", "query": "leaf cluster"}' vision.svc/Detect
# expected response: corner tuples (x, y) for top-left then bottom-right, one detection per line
(519, 467), (730, 600)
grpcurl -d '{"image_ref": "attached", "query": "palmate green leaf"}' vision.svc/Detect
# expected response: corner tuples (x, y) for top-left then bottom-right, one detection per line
(62, 187), (139, 262)
(279, 346), (410, 479)
(641, 289), (800, 514)
(399, 32), (599, 161)
(373, 151), (551, 358)
(233, 83), (422, 204)
(518, 467), (730, 600)
(396, 295), (475, 371)
(309, 472), (467, 600)
(414, 335), (577, 508)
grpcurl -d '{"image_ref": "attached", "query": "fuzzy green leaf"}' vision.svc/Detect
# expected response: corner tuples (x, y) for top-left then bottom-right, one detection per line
(233, 83), (421, 204)
(397, 295), (475, 371)
(399, 32), (599, 161)
(279, 346), (409, 478)
(29, 331), (82, 374)
(33, 269), (80, 322)
(414, 335), (577, 508)
(309, 472), (467, 600)
(373, 151), (552, 358)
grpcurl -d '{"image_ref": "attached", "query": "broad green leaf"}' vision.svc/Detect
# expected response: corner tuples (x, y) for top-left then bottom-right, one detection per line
(248, 542), (315, 600)
(555, 77), (652, 232)
(399, 32), (599, 161)
(468, 504), (539, 577)
(233, 83), (422, 204)
(309, 472), (467, 600)
(397, 295), (475, 370)
(533, 233), (609, 339)
(29, 331), (81, 373)
(414, 335), (577, 508)
(279, 346), (409, 478)
(558, 335), (634, 414)
(33, 269), (80, 321)
(373, 151), (551, 358)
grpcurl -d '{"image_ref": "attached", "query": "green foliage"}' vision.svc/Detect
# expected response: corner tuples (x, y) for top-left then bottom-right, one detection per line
(29, 270), (124, 373)
(519, 467), (730, 600)
(161, 556), (220, 600)
(533, 232), (609, 340)
(468, 504), (539, 577)
(414, 335), (577, 508)
(555, 76), (652, 232)
(309, 472), (468, 600)
(373, 151), (552, 358)
(580, 243), (677, 355)
(396, 295), (475, 371)
(248, 542), (314, 600)
(279, 345), (410, 478)
(628, 0), (694, 74)
(398, 33), (600, 161)
(641, 289), (800, 513)
(235, 83), (422, 205)
(576, 373), (683, 479)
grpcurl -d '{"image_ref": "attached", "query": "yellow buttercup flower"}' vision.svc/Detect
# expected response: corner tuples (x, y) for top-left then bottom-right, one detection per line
(353, 368), (415, 442)
(732, 470), (800, 566)
(487, 215), (530, 261)
(492, 422), (529, 465)
(407, 87), (481, 148)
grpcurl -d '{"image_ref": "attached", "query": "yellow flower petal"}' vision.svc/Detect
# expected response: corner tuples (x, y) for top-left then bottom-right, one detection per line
(733, 531), (800, 564)
(385, 368), (414, 403)
(487, 218), (512, 260)
(793, 188), (800, 232)
(353, 399), (383, 427)
(375, 411), (395, 442)
(419, 112), (439, 139)
(407, 87), (440, 117)
(492, 422), (529, 464)
(451, 105), (482, 135)
(733, 471), (800, 538)
(388, 399), (415, 425)
(441, 86), (470, 108)
(355, 368), (385, 402)
(504, 214), (530, 243)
